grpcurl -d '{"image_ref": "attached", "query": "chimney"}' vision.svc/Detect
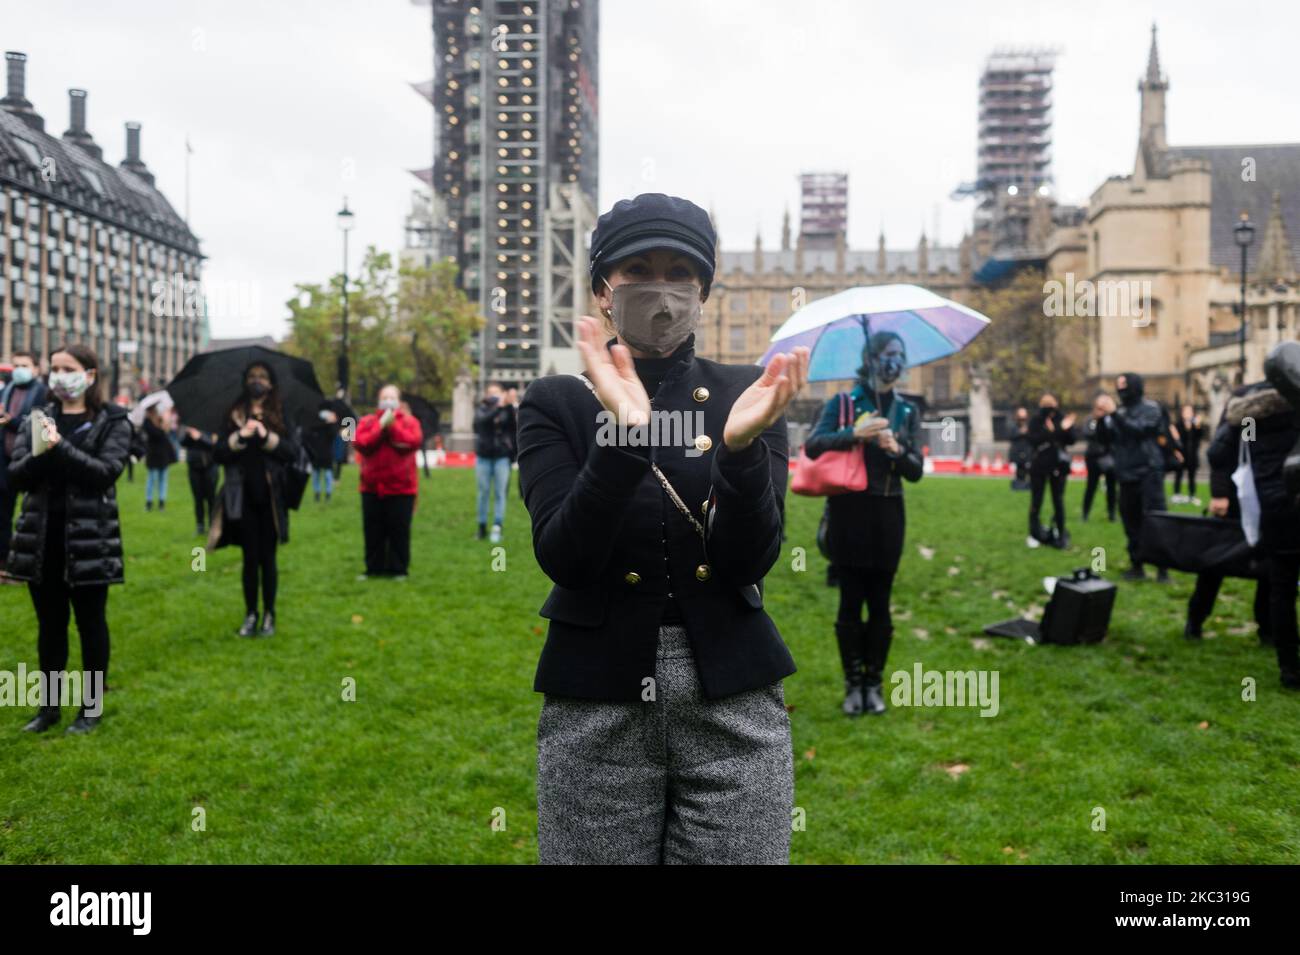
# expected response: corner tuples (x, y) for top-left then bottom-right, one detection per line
(62, 88), (102, 160)
(1, 51), (45, 132)
(120, 121), (154, 185)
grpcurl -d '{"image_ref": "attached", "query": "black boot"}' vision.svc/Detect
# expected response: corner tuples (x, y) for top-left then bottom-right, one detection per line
(22, 706), (60, 733)
(65, 708), (101, 734)
(260, 611), (275, 637)
(477, 522), (487, 540)
(834, 621), (865, 716)
(862, 621), (893, 715)
(237, 612), (259, 637)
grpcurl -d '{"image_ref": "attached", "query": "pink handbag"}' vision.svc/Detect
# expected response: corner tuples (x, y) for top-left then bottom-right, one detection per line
(791, 392), (868, 497)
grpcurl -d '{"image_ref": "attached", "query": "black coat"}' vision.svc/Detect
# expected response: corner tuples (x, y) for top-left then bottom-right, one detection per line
(4, 401), (132, 586)
(303, 419), (339, 469)
(0, 377), (49, 492)
(1099, 398), (1166, 483)
(1026, 407), (1077, 476)
(142, 417), (177, 470)
(1207, 383), (1300, 556)
(516, 337), (795, 702)
(180, 429), (217, 470)
(474, 400), (516, 460)
(208, 410), (300, 550)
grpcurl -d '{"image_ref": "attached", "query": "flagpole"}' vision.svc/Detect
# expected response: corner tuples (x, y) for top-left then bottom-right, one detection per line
(184, 135), (192, 225)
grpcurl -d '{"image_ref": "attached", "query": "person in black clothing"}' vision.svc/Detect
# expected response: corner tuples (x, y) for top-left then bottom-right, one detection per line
(1172, 404), (1205, 503)
(517, 192), (809, 864)
(1185, 382), (1272, 645)
(0, 350), (48, 570)
(1008, 406), (1032, 490)
(1203, 373), (1300, 688)
(210, 362), (300, 638)
(303, 402), (340, 502)
(473, 382), (516, 542)
(1098, 373), (1171, 582)
(6, 343), (131, 734)
(806, 330), (924, 716)
(1082, 393), (1117, 522)
(142, 406), (176, 511)
(1025, 394), (1076, 549)
(181, 425), (220, 535)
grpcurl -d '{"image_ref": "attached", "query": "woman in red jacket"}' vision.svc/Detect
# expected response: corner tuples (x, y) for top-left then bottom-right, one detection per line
(354, 384), (423, 579)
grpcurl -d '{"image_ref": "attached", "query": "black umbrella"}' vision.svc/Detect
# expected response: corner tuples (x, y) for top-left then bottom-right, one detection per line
(401, 393), (441, 441)
(167, 345), (325, 434)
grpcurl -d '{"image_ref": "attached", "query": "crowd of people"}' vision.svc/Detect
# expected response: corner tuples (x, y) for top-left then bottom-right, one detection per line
(2, 190), (1297, 867)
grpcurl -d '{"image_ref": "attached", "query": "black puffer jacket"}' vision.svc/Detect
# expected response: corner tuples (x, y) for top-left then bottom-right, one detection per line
(1207, 383), (1300, 556)
(1027, 406), (1076, 475)
(4, 401), (132, 586)
(1098, 373), (1167, 482)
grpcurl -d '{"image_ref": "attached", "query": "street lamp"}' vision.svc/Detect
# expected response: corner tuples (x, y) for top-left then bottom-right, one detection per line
(337, 197), (355, 398)
(1233, 211), (1255, 381)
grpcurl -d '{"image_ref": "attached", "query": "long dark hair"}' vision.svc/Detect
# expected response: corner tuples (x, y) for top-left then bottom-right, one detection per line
(227, 361), (287, 435)
(854, 330), (907, 386)
(49, 341), (104, 415)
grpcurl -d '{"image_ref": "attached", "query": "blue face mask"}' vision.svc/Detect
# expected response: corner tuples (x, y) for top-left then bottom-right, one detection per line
(11, 366), (34, 386)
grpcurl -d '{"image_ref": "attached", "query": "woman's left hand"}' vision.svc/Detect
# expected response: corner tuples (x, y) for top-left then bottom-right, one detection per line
(722, 347), (810, 452)
(42, 418), (61, 448)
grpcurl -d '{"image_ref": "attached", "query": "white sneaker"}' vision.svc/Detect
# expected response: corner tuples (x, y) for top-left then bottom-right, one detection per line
(489, 524), (502, 543)
(1026, 535), (1041, 549)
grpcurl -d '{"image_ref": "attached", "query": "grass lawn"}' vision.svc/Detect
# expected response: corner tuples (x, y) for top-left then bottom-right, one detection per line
(1, 463), (1297, 864)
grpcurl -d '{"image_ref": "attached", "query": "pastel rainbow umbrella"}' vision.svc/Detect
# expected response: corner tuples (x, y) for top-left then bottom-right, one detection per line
(759, 284), (991, 381)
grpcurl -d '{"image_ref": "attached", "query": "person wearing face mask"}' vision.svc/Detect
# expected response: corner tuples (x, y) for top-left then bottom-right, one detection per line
(1098, 372), (1171, 582)
(805, 330), (924, 717)
(354, 384), (423, 579)
(1008, 406), (1032, 490)
(516, 193), (810, 864)
(1082, 393), (1118, 523)
(0, 350), (48, 574)
(181, 424), (220, 536)
(1025, 393), (1076, 549)
(6, 343), (131, 734)
(210, 362), (301, 637)
(473, 381), (515, 542)
(304, 401), (341, 503)
(141, 406), (177, 512)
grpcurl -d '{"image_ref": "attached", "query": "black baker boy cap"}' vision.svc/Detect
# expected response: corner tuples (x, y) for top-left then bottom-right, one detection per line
(589, 193), (716, 296)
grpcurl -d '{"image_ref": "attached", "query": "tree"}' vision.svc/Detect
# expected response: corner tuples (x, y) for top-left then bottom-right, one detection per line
(283, 248), (482, 405)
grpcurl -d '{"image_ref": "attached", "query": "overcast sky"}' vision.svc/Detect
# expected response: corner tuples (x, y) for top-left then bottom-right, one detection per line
(8, 0), (1299, 338)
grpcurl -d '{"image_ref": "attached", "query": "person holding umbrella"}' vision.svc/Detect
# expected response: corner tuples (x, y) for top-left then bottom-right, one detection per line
(354, 384), (423, 578)
(805, 330), (924, 716)
(517, 193), (809, 864)
(208, 361), (302, 637)
(5, 343), (131, 733)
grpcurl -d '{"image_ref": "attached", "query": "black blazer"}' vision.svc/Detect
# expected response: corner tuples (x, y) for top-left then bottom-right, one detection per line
(516, 339), (796, 702)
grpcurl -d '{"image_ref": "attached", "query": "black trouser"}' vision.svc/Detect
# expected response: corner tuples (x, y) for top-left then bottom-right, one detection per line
(1173, 463), (1198, 497)
(188, 463), (219, 529)
(238, 497), (278, 615)
(1188, 572), (1271, 637)
(362, 492), (415, 575)
(1267, 554), (1300, 672)
(1082, 460), (1116, 521)
(1029, 468), (1067, 541)
(0, 485), (16, 561)
(836, 566), (896, 683)
(1119, 472), (1167, 570)
(28, 518), (110, 708)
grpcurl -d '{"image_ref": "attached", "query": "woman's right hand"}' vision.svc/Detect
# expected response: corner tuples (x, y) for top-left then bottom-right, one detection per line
(853, 416), (889, 441)
(239, 420), (259, 439)
(575, 315), (651, 428)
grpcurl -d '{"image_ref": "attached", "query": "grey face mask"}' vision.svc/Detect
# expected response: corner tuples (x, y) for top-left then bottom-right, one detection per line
(605, 280), (701, 354)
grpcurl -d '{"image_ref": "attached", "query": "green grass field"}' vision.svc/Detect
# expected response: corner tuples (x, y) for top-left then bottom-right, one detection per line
(1, 463), (1297, 864)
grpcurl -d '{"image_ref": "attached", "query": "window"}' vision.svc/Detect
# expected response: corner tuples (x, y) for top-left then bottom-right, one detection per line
(769, 292), (789, 315)
(728, 325), (746, 352)
(728, 293), (748, 313)
(82, 169), (105, 196)
(12, 138), (42, 168)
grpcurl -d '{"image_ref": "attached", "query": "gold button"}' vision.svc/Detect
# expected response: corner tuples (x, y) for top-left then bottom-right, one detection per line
(695, 564), (711, 581)
(692, 386), (710, 402)
(624, 571), (641, 585)
(694, 434), (712, 452)
(700, 499), (709, 517)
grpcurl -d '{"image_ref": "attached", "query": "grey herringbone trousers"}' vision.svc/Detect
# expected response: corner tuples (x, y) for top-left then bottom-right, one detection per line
(537, 624), (794, 864)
